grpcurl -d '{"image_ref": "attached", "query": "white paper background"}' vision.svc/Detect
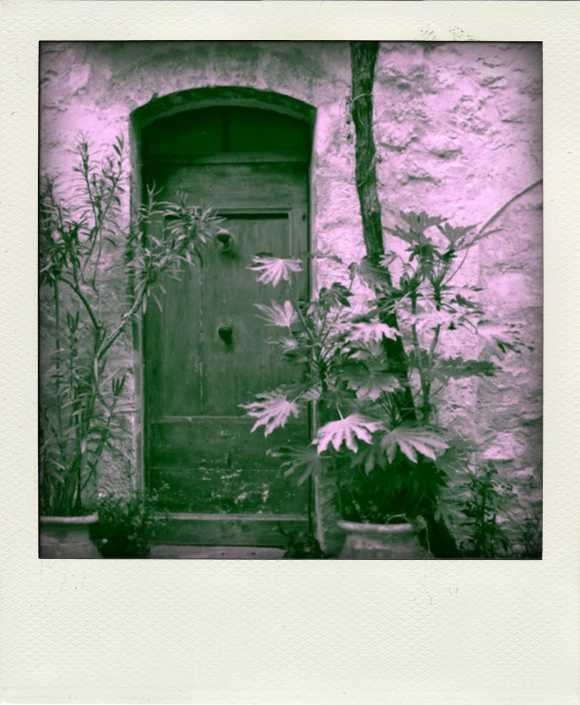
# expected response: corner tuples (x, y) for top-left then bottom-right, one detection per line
(1, 2), (579, 703)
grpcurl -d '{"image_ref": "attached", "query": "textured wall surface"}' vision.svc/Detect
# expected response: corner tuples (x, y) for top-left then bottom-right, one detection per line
(39, 41), (542, 540)
(373, 42), (543, 519)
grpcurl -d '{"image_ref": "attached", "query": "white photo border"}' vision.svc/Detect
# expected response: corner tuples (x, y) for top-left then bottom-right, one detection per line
(1, 2), (579, 703)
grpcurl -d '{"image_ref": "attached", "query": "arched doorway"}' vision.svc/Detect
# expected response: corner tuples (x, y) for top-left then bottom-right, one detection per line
(138, 98), (313, 546)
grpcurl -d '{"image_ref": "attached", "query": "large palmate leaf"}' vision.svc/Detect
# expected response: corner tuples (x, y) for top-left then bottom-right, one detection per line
(269, 336), (300, 353)
(248, 255), (303, 287)
(476, 321), (524, 353)
(342, 366), (401, 401)
(318, 282), (353, 309)
(348, 320), (400, 345)
(386, 212), (445, 244)
(402, 309), (463, 334)
(349, 341), (385, 362)
(299, 384), (323, 402)
(380, 425), (448, 464)
(348, 257), (392, 291)
(313, 414), (382, 454)
(240, 391), (301, 436)
(254, 301), (298, 328)
(399, 211), (445, 233)
(350, 443), (388, 474)
(437, 222), (477, 248)
(268, 445), (326, 485)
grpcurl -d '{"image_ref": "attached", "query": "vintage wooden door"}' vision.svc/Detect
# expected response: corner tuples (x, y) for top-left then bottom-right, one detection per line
(142, 106), (312, 545)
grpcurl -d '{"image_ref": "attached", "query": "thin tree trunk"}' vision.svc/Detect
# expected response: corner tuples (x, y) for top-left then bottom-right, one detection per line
(349, 41), (416, 421)
(350, 41), (458, 558)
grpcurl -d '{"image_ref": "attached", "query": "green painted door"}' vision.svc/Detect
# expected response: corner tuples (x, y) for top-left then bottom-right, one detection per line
(142, 107), (311, 545)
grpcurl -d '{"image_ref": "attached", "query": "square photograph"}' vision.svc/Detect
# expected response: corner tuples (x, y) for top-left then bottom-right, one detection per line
(38, 40), (543, 560)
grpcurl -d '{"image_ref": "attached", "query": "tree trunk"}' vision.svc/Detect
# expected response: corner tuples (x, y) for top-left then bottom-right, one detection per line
(350, 41), (458, 558)
(349, 41), (416, 419)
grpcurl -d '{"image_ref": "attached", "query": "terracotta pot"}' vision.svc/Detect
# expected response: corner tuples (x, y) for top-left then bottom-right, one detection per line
(338, 520), (430, 560)
(40, 512), (101, 559)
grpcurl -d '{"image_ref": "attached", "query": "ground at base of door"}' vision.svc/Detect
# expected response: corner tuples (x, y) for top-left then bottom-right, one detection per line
(150, 545), (285, 559)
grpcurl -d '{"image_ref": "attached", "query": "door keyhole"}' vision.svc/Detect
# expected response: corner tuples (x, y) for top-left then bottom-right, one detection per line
(218, 325), (234, 345)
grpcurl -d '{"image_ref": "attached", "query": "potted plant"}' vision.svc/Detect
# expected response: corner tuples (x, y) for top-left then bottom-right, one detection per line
(39, 135), (224, 557)
(241, 210), (527, 559)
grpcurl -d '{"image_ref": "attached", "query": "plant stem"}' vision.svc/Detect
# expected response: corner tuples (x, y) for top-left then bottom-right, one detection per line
(479, 179), (543, 236)
(444, 179), (543, 289)
(422, 323), (442, 421)
(52, 282), (66, 455)
(410, 293), (430, 422)
(59, 277), (101, 332)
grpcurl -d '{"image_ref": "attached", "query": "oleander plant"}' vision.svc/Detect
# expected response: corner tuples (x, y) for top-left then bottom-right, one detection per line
(39, 135), (225, 516)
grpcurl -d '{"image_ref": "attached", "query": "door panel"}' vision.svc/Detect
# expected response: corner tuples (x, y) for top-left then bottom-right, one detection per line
(160, 265), (202, 417)
(201, 212), (304, 416)
(143, 161), (310, 540)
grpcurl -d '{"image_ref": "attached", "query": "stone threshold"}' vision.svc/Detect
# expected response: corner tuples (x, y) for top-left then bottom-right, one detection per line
(150, 545), (285, 560)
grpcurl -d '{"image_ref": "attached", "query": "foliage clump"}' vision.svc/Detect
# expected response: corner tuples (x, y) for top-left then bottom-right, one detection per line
(90, 489), (167, 559)
(242, 210), (529, 536)
(40, 136), (225, 516)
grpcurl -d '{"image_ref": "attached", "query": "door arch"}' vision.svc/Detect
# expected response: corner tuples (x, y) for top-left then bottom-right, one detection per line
(132, 85), (316, 129)
(137, 95), (314, 546)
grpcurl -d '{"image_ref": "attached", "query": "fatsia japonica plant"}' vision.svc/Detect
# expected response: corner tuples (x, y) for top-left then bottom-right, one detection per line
(241, 210), (527, 527)
(40, 135), (225, 516)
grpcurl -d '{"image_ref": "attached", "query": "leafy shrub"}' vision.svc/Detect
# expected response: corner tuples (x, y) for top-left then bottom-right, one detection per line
(511, 507), (542, 559)
(90, 490), (167, 558)
(241, 211), (528, 533)
(438, 461), (542, 559)
(39, 136), (225, 515)
(279, 527), (336, 559)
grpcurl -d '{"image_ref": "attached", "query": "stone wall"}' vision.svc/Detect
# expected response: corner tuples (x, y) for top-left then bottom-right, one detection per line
(373, 42), (543, 522)
(40, 41), (542, 542)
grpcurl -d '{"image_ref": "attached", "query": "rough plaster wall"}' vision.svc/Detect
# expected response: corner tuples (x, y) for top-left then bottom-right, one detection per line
(40, 41), (542, 537)
(39, 40), (356, 503)
(373, 42), (543, 520)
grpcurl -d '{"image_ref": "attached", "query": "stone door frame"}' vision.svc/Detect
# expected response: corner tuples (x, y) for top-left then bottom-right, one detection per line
(129, 87), (318, 542)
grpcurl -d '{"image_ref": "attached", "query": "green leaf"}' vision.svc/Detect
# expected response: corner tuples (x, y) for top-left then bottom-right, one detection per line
(433, 356), (498, 380)
(254, 301), (298, 328)
(437, 222), (476, 247)
(477, 321), (523, 353)
(318, 282), (353, 309)
(240, 391), (302, 436)
(348, 257), (391, 290)
(351, 443), (388, 474)
(299, 384), (322, 402)
(347, 320), (400, 344)
(399, 211), (445, 233)
(384, 224), (415, 244)
(313, 414), (382, 454)
(248, 256), (303, 287)
(342, 366), (401, 401)
(268, 445), (325, 485)
(452, 294), (479, 309)
(380, 425), (448, 464)
(267, 336), (300, 355)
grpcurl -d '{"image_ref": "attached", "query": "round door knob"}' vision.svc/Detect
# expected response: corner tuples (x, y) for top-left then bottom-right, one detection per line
(215, 232), (234, 253)
(218, 325), (234, 343)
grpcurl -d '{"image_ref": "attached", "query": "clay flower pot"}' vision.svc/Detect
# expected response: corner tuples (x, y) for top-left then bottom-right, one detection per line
(338, 520), (430, 560)
(40, 512), (101, 559)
